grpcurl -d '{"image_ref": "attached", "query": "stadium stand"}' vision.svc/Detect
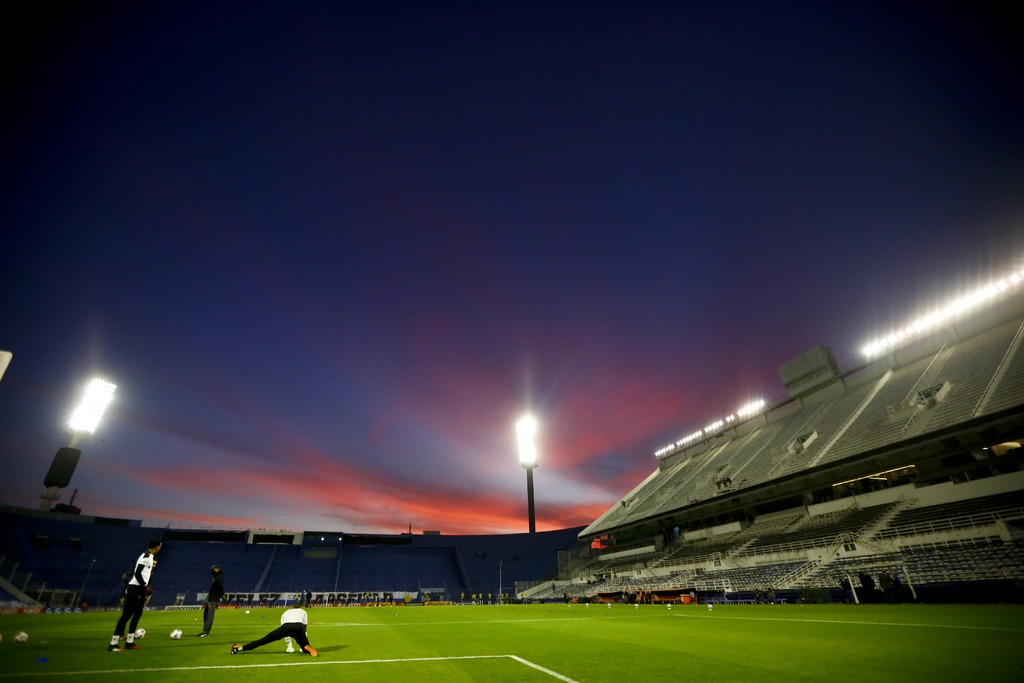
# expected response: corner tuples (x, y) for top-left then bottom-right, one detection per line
(551, 292), (1024, 604)
(0, 506), (581, 607)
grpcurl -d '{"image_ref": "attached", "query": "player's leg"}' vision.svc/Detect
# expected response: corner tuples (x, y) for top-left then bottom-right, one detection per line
(110, 600), (132, 649)
(113, 606), (131, 638)
(285, 624), (316, 656)
(235, 625), (290, 652)
(201, 600), (216, 634)
(124, 590), (146, 648)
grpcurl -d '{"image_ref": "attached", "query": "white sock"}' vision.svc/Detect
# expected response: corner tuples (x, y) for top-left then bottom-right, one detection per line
(126, 634), (134, 644)
(111, 635), (119, 646)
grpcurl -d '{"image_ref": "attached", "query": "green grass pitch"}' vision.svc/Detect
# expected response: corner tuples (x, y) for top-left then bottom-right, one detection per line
(1, 603), (1022, 682)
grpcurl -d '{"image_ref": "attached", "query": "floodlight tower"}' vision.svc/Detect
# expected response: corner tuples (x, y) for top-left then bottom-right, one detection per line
(0, 350), (12, 383)
(40, 379), (117, 511)
(516, 415), (538, 534)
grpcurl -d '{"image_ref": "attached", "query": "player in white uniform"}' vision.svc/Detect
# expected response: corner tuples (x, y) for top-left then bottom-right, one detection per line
(108, 538), (162, 651)
(230, 607), (317, 656)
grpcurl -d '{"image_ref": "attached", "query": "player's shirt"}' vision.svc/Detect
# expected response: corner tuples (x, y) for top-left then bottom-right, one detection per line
(281, 608), (308, 626)
(128, 551), (155, 587)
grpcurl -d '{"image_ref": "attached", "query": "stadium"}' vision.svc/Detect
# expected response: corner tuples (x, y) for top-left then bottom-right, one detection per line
(2, 269), (1023, 681)
(3, 3), (1023, 682)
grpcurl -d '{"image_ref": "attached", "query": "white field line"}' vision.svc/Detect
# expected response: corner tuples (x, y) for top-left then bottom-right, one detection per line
(671, 613), (1024, 633)
(508, 655), (580, 683)
(0, 653), (580, 681)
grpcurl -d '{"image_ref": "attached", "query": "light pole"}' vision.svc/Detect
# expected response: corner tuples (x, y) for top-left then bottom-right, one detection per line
(516, 416), (538, 534)
(499, 560), (503, 603)
(78, 558), (96, 608)
(40, 379), (116, 511)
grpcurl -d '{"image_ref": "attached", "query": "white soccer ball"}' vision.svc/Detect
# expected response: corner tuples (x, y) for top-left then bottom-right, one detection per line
(134, 628), (146, 639)
(245, 610), (250, 614)
(708, 604), (713, 611)
(170, 629), (183, 640)
(15, 632), (28, 643)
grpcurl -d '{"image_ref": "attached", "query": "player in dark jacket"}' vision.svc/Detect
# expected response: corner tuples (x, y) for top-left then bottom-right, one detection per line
(199, 564), (225, 636)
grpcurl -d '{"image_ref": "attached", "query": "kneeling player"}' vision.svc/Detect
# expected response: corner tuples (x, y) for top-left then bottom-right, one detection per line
(230, 607), (317, 656)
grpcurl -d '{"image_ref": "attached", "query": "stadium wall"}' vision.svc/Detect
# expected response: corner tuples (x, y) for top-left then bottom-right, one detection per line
(0, 506), (584, 607)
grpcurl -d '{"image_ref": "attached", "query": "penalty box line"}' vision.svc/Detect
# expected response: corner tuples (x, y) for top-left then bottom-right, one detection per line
(671, 613), (1024, 633)
(0, 654), (581, 682)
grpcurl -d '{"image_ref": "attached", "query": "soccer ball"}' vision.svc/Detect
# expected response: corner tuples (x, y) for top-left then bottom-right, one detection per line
(134, 629), (146, 639)
(245, 610), (250, 614)
(708, 604), (714, 611)
(170, 629), (182, 640)
(15, 632), (28, 643)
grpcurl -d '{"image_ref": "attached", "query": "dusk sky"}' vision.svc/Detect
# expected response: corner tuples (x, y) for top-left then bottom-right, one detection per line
(1, 1), (1022, 535)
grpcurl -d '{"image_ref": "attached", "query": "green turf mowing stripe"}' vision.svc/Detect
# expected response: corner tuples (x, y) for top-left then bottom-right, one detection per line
(0, 654), (581, 681)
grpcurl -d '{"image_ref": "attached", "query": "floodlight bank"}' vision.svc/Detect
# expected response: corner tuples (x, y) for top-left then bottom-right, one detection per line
(654, 399), (766, 459)
(68, 379), (117, 435)
(862, 266), (1024, 358)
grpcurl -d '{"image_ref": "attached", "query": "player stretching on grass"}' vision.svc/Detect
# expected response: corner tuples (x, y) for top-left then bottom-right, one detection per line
(108, 538), (161, 651)
(230, 607), (317, 657)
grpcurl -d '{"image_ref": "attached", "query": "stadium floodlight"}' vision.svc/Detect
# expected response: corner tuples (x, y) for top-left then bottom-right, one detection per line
(516, 415), (538, 534)
(517, 416), (538, 469)
(861, 265), (1024, 358)
(655, 397), (767, 459)
(41, 378), (117, 512)
(69, 379), (117, 436)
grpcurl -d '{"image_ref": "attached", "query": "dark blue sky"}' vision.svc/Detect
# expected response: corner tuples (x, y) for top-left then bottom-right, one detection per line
(2, 1), (1022, 533)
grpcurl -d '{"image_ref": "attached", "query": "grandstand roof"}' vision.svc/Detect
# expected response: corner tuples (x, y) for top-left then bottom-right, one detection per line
(582, 293), (1024, 541)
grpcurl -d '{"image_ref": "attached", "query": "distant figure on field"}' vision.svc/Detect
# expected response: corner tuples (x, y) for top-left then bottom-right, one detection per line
(199, 564), (225, 636)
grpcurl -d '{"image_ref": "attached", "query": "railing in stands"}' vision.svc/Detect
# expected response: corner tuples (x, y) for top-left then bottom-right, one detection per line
(875, 508), (1024, 540)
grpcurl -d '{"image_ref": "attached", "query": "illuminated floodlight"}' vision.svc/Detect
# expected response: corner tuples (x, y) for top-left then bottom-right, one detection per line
(862, 264), (1024, 358)
(516, 416), (538, 469)
(737, 399), (766, 418)
(68, 379), (117, 435)
(655, 397), (767, 458)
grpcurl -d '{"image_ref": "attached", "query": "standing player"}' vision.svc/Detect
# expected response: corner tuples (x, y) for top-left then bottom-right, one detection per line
(108, 538), (162, 651)
(198, 564), (225, 637)
(230, 606), (317, 656)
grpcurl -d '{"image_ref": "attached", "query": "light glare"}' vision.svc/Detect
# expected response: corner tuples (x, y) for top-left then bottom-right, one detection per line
(861, 263), (1024, 358)
(655, 397), (766, 458)
(68, 379), (117, 435)
(516, 416), (538, 468)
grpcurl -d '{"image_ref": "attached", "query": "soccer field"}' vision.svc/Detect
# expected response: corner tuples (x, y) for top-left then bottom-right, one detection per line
(1, 604), (1022, 682)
